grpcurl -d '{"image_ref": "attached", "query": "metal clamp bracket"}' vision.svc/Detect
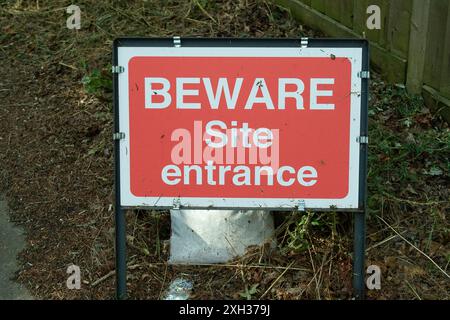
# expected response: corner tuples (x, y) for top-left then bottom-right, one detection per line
(301, 37), (308, 48)
(356, 136), (369, 144)
(111, 65), (125, 74)
(297, 200), (306, 211)
(173, 198), (181, 209)
(173, 36), (181, 48)
(358, 71), (370, 79)
(113, 132), (125, 141)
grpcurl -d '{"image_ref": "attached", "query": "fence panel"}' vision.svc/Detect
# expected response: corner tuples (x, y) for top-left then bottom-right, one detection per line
(423, 0), (449, 92)
(437, 3), (450, 99)
(385, 0), (412, 58)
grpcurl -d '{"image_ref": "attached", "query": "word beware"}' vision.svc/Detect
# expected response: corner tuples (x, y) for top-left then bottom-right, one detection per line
(145, 77), (335, 110)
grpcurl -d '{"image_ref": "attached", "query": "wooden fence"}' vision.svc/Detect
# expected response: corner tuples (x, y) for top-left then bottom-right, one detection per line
(273, 0), (450, 121)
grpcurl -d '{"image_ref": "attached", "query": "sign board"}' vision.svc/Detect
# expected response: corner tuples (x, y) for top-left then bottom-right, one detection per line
(113, 38), (368, 211)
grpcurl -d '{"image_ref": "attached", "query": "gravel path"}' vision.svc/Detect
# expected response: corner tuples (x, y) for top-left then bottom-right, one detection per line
(0, 195), (33, 300)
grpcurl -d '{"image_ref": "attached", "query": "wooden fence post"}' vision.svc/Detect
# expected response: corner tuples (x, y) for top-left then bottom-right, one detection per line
(406, 0), (431, 94)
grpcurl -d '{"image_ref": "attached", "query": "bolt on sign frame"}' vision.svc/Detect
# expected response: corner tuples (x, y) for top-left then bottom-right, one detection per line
(112, 37), (369, 300)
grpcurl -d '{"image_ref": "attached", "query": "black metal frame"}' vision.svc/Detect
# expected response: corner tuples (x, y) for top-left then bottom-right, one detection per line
(112, 37), (369, 300)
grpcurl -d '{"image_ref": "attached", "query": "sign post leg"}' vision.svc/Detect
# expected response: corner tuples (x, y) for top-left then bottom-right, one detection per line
(113, 41), (127, 300)
(352, 210), (366, 299)
(115, 205), (127, 299)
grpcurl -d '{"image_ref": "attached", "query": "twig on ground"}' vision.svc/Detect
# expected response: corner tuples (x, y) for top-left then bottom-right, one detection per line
(157, 263), (168, 300)
(377, 215), (450, 279)
(259, 260), (294, 299)
(91, 264), (141, 287)
(405, 280), (422, 300)
(382, 192), (448, 206)
(193, 0), (217, 23)
(58, 62), (77, 70)
(366, 234), (401, 252)
(172, 262), (309, 272)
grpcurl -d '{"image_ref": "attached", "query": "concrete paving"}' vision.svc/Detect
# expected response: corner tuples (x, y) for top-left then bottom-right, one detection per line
(0, 195), (33, 300)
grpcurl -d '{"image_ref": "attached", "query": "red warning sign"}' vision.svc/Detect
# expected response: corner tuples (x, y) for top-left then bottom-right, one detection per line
(116, 44), (364, 209)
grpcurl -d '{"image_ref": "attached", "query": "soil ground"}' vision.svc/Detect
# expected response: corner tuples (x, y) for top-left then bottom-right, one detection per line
(0, 0), (448, 300)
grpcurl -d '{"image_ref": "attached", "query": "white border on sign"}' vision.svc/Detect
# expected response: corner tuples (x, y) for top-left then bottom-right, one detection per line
(117, 47), (362, 209)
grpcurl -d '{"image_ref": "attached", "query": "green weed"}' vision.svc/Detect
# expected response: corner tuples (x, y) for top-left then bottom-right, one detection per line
(283, 211), (339, 253)
(81, 68), (112, 95)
